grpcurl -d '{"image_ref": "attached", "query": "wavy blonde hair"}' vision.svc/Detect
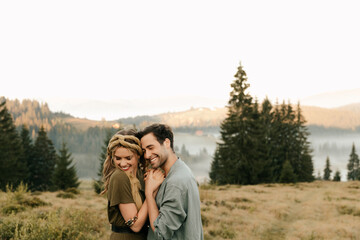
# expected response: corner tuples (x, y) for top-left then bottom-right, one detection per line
(101, 129), (145, 210)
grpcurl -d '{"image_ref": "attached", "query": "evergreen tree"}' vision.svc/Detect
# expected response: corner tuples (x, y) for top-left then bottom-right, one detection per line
(293, 103), (314, 182)
(333, 170), (341, 181)
(257, 98), (274, 183)
(279, 160), (297, 183)
(209, 63), (314, 185)
(19, 124), (33, 184)
(323, 156), (332, 181)
(30, 126), (57, 191)
(209, 148), (222, 184)
(347, 143), (360, 181)
(0, 100), (27, 190)
(210, 62), (254, 184)
(53, 142), (80, 190)
(93, 128), (114, 194)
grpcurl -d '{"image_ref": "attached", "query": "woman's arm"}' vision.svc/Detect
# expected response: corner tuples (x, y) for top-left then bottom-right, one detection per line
(119, 199), (148, 232)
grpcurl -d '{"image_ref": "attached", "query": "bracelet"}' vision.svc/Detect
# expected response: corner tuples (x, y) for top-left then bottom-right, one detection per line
(125, 215), (138, 227)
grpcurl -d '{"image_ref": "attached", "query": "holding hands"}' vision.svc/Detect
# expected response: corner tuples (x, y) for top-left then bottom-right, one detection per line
(145, 169), (165, 197)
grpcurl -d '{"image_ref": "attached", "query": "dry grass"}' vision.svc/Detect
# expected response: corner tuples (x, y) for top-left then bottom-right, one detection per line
(200, 181), (360, 240)
(1, 180), (360, 239)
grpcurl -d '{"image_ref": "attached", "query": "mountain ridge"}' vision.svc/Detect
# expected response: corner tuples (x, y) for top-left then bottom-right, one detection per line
(4, 96), (360, 130)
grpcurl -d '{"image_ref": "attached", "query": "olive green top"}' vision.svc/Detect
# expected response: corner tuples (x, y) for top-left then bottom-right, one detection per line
(107, 168), (145, 227)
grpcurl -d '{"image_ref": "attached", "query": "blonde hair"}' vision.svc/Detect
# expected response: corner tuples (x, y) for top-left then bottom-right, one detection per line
(101, 129), (144, 210)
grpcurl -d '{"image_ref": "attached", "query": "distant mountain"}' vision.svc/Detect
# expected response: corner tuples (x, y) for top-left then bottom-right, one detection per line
(118, 103), (360, 130)
(44, 96), (227, 121)
(300, 88), (360, 108)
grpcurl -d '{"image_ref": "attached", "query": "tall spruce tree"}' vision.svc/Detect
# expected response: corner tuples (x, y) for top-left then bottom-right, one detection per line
(257, 98), (274, 183)
(293, 103), (314, 182)
(323, 156), (332, 181)
(53, 142), (80, 190)
(30, 126), (57, 191)
(0, 100), (27, 190)
(210, 63), (254, 184)
(347, 143), (360, 181)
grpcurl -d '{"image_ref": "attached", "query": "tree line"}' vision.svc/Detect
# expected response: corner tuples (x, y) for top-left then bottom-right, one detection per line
(0, 100), (79, 191)
(210, 63), (314, 185)
(318, 143), (360, 181)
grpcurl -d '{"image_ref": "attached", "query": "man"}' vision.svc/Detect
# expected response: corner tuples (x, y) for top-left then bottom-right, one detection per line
(138, 123), (204, 240)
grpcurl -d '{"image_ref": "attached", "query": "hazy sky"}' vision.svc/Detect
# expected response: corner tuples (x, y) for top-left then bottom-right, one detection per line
(1, 0), (360, 119)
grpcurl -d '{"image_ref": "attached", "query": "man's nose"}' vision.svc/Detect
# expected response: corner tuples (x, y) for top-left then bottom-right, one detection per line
(144, 151), (151, 160)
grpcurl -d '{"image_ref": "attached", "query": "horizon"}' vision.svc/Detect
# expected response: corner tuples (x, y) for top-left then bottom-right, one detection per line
(3, 87), (360, 121)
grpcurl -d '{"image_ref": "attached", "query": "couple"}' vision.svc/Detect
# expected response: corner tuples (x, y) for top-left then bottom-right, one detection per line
(102, 123), (204, 240)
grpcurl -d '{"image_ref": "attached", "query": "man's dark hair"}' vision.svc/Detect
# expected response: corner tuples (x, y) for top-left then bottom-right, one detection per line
(137, 123), (174, 151)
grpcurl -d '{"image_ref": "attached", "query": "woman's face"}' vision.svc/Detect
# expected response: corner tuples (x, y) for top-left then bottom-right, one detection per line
(113, 147), (139, 175)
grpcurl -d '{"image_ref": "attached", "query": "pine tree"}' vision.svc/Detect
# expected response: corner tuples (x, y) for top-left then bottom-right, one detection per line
(279, 160), (297, 183)
(20, 124), (33, 184)
(53, 142), (80, 190)
(293, 103), (314, 182)
(347, 143), (360, 181)
(210, 62), (254, 184)
(0, 100), (27, 190)
(333, 170), (341, 181)
(209, 148), (222, 184)
(30, 126), (57, 191)
(257, 98), (275, 183)
(323, 156), (332, 181)
(93, 128), (114, 194)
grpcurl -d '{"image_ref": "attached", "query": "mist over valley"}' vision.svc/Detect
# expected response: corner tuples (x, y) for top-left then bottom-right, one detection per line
(3, 90), (360, 182)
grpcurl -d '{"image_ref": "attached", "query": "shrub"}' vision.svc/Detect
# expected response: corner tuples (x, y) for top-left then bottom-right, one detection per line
(209, 225), (236, 239)
(2, 204), (26, 215)
(65, 187), (80, 195)
(20, 196), (48, 208)
(56, 192), (75, 199)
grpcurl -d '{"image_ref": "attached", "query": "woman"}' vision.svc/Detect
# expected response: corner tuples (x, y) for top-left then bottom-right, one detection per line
(102, 129), (164, 240)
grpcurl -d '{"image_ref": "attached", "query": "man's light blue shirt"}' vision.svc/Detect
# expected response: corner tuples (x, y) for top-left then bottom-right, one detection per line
(147, 158), (204, 240)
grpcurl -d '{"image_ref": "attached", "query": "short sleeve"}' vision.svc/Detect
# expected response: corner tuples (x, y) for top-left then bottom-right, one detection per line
(108, 170), (135, 207)
(153, 185), (187, 239)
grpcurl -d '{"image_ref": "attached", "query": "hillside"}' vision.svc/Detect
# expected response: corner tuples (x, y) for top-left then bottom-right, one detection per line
(137, 104), (360, 130)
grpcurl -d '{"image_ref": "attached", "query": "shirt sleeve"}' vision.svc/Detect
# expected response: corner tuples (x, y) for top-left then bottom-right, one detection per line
(108, 170), (135, 207)
(153, 185), (187, 240)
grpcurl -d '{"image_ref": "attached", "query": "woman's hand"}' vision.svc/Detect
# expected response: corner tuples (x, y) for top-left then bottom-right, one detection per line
(145, 169), (165, 197)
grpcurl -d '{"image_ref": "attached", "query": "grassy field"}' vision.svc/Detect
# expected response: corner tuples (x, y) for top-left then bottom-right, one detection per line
(1, 180), (360, 240)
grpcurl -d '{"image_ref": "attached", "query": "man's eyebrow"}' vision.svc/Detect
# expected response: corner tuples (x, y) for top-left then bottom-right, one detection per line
(143, 144), (153, 149)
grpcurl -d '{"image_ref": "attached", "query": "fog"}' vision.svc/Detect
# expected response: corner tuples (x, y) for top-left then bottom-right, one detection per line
(74, 130), (360, 183)
(174, 130), (360, 182)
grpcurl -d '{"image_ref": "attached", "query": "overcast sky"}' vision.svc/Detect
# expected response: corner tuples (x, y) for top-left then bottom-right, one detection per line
(1, 0), (360, 119)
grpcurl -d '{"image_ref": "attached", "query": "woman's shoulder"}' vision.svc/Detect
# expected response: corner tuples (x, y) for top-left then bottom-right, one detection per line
(110, 168), (129, 182)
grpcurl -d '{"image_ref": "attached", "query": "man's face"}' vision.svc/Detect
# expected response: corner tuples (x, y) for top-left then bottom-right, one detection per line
(141, 133), (169, 169)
